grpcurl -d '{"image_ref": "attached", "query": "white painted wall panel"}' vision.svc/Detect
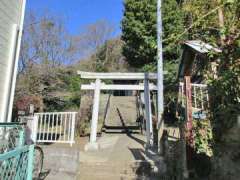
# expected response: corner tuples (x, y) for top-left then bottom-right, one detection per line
(0, 0), (25, 122)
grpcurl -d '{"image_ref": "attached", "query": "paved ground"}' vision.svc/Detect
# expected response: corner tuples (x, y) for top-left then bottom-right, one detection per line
(40, 95), (166, 180)
(80, 133), (145, 163)
(40, 133), (166, 180)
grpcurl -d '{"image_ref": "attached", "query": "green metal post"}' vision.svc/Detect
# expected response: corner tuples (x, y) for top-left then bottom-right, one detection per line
(16, 129), (25, 179)
(18, 130), (24, 147)
(27, 145), (34, 180)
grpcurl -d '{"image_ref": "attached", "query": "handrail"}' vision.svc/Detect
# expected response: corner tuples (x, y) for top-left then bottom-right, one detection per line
(0, 145), (31, 160)
(0, 145), (34, 180)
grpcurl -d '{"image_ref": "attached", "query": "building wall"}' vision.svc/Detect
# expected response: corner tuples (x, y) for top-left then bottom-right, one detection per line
(0, 0), (26, 122)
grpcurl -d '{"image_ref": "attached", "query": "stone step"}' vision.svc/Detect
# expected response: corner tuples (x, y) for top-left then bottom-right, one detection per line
(78, 165), (168, 180)
(79, 160), (162, 178)
(44, 171), (77, 180)
(41, 146), (80, 174)
(102, 129), (141, 134)
(78, 172), (173, 180)
(105, 96), (139, 128)
(78, 172), (159, 180)
(102, 125), (141, 134)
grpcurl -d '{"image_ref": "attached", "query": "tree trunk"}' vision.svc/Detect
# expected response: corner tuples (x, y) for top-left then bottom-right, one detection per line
(217, 1), (225, 45)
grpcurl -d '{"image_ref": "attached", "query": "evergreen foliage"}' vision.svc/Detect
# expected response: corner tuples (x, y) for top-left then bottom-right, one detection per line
(122, 0), (185, 70)
(121, 0), (157, 68)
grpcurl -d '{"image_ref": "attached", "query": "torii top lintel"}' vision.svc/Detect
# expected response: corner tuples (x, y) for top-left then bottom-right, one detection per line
(77, 71), (167, 80)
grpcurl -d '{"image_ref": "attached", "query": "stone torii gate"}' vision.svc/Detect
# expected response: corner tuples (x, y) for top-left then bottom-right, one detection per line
(78, 71), (158, 151)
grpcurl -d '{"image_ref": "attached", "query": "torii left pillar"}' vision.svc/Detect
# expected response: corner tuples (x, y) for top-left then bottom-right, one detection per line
(84, 79), (101, 151)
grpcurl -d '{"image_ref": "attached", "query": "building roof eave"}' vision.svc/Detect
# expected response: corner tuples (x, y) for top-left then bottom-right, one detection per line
(177, 40), (222, 80)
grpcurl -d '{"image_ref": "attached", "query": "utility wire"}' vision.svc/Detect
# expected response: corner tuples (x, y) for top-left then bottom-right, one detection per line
(162, 4), (225, 49)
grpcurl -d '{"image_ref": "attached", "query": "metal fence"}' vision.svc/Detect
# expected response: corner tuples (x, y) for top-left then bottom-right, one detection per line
(0, 124), (24, 153)
(179, 83), (209, 110)
(0, 123), (34, 180)
(34, 112), (77, 146)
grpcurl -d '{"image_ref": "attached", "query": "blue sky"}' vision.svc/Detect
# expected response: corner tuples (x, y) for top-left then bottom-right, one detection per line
(26, 0), (124, 35)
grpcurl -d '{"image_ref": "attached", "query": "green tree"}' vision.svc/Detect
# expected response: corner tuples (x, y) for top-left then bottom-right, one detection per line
(181, 0), (238, 45)
(121, 0), (184, 69)
(122, 0), (186, 119)
(121, 0), (157, 68)
(95, 38), (129, 72)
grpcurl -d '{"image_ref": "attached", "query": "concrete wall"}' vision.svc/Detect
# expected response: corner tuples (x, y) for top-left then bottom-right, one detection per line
(0, 0), (26, 122)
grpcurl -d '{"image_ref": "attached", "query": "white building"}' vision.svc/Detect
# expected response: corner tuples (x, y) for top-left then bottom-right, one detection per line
(0, 0), (26, 122)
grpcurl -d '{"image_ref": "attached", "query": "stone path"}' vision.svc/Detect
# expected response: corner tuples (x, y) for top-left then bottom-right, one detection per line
(105, 96), (138, 127)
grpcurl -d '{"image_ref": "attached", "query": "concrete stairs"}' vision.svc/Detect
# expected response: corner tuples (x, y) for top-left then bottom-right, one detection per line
(40, 146), (80, 180)
(78, 161), (165, 180)
(78, 134), (168, 180)
(39, 134), (171, 180)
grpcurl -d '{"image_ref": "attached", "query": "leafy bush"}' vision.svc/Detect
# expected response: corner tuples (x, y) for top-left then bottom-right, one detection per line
(208, 36), (240, 141)
(193, 119), (213, 156)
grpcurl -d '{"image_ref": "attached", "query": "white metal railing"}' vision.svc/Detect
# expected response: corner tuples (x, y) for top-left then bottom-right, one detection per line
(179, 82), (209, 110)
(32, 112), (77, 146)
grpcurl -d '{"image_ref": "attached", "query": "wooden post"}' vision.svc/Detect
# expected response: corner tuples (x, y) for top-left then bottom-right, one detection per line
(184, 76), (194, 146)
(181, 76), (194, 178)
(180, 122), (189, 179)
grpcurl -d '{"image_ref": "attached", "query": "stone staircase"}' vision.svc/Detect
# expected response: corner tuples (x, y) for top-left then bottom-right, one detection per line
(102, 96), (141, 133)
(40, 146), (80, 180)
(78, 161), (165, 180)
(77, 134), (168, 180)
(39, 134), (173, 180)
